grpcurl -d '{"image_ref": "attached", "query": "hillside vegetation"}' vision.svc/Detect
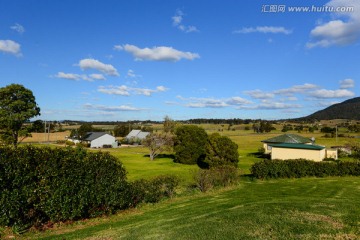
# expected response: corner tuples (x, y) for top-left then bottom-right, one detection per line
(303, 97), (360, 120)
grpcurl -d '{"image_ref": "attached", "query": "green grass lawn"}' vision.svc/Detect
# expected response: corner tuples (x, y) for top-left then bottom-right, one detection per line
(9, 127), (360, 239)
(26, 177), (360, 239)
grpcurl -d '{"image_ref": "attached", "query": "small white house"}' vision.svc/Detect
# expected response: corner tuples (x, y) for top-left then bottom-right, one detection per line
(83, 132), (118, 148)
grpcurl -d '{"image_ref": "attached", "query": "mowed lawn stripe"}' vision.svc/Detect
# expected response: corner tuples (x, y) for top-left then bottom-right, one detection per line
(34, 177), (360, 240)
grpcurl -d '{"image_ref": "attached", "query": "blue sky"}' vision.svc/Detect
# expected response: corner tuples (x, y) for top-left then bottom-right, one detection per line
(1, 0), (359, 121)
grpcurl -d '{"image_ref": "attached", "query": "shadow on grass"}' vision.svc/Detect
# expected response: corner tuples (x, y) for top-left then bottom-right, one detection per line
(142, 154), (175, 160)
(247, 152), (270, 159)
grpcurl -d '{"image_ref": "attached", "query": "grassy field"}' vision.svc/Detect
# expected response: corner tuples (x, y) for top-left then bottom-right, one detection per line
(6, 125), (360, 239)
(25, 177), (360, 239)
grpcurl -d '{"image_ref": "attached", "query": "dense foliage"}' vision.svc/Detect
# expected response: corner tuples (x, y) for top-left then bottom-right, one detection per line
(0, 146), (130, 229)
(174, 125), (208, 165)
(0, 84), (40, 147)
(200, 133), (239, 168)
(251, 159), (360, 179)
(0, 146), (178, 231)
(131, 175), (179, 204)
(193, 166), (240, 192)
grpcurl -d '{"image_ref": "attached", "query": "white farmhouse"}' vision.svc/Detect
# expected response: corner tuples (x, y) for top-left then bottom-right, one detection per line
(83, 132), (118, 148)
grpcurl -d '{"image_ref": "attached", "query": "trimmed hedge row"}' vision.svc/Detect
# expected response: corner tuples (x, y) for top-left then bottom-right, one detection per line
(251, 159), (360, 179)
(0, 145), (179, 230)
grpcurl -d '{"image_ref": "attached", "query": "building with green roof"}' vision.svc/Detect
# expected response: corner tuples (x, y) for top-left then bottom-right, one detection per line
(262, 134), (337, 161)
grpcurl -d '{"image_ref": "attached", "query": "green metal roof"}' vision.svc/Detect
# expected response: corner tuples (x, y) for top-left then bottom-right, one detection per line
(262, 134), (312, 144)
(269, 143), (325, 150)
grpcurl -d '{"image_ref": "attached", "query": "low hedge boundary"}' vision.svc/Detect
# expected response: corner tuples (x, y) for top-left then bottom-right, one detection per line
(251, 159), (360, 179)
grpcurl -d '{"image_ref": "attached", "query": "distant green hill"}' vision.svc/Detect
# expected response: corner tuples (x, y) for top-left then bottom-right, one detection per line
(304, 97), (360, 120)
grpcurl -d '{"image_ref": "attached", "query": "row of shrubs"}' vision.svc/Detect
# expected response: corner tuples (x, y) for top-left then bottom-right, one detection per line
(251, 159), (360, 179)
(0, 145), (178, 231)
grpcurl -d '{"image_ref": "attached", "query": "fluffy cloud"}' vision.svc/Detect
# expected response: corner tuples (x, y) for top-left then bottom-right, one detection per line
(172, 10), (199, 33)
(98, 85), (168, 96)
(54, 72), (106, 81)
(244, 89), (274, 99)
(233, 26), (292, 34)
(274, 83), (318, 95)
(10, 23), (25, 34)
(307, 0), (360, 48)
(89, 73), (106, 80)
(84, 103), (142, 111)
(308, 89), (355, 98)
(78, 58), (119, 76)
(177, 96), (251, 108)
(256, 102), (302, 109)
(98, 85), (130, 96)
(122, 44), (200, 62)
(0, 40), (21, 56)
(339, 78), (355, 88)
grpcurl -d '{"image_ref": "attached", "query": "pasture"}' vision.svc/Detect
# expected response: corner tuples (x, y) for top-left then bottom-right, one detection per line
(6, 122), (360, 239)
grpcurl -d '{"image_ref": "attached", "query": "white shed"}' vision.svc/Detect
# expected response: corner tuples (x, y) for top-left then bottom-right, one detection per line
(83, 132), (117, 148)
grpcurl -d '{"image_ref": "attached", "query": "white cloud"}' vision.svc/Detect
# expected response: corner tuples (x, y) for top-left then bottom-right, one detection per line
(339, 78), (355, 88)
(177, 96), (252, 108)
(309, 89), (355, 98)
(233, 26), (292, 34)
(10, 23), (25, 34)
(55, 72), (81, 81)
(113, 45), (123, 51)
(156, 86), (167, 92)
(98, 85), (130, 96)
(98, 85), (168, 96)
(307, 0), (360, 48)
(78, 58), (119, 76)
(54, 72), (106, 81)
(244, 89), (274, 99)
(84, 103), (142, 111)
(274, 83), (318, 96)
(122, 44), (200, 62)
(227, 97), (252, 105)
(172, 10), (199, 33)
(0, 40), (21, 56)
(256, 102), (302, 109)
(89, 73), (106, 80)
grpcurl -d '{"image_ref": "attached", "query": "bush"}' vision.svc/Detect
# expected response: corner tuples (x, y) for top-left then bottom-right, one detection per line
(193, 166), (240, 192)
(0, 145), (131, 230)
(174, 125), (208, 165)
(130, 175), (179, 204)
(251, 159), (360, 179)
(65, 140), (75, 146)
(199, 133), (239, 169)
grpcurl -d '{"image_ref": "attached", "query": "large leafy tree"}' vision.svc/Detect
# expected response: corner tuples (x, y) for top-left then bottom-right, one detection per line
(0, 84), (40, 147)
(174, 125), (208, 165)
(200, 133), (239, 169)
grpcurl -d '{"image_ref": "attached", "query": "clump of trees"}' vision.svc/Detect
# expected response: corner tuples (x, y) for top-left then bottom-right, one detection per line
(0, 84), (40, 147)
(173, 125), (239, 169)
(252, 121), (275, 133)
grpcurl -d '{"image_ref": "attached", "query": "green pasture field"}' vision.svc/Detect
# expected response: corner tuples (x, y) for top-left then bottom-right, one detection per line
(6, 123), (360, 239)
(25, 177), (360, 239)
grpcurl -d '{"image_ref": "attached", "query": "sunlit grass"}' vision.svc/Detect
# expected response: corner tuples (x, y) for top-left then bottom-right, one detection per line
(27, 177), (360, 240)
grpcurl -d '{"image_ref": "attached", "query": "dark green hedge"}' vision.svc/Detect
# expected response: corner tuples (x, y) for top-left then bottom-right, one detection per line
(251, 159), (360, 179)
(0, 145), (131, 229)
